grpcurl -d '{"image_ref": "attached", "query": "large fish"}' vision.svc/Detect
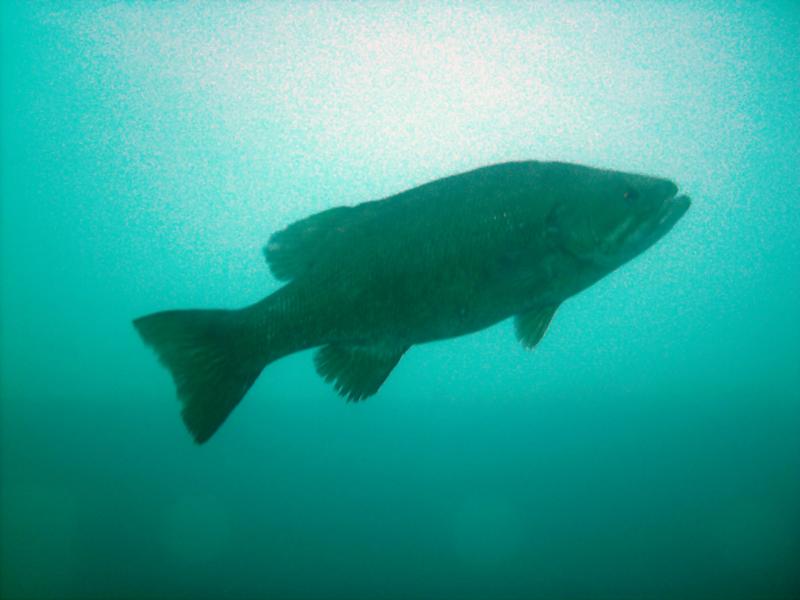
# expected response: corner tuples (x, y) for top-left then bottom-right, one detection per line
(134, 161), (690, 443)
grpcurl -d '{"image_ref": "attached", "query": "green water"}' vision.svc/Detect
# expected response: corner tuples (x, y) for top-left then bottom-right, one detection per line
(2, 2), (798, 599)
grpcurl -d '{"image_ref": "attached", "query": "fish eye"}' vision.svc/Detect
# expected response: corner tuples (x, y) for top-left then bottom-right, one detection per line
(623, 188), (639, 201)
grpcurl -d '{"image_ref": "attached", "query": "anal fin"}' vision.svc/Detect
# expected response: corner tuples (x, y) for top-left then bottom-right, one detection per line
(314, 343), (408, 401)
(515, 304), (558, 349)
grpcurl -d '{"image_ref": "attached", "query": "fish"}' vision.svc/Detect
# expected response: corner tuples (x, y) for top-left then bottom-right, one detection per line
(133, 161), (690, 443)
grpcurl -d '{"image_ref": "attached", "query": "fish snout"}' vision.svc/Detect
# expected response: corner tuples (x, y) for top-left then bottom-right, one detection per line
(647, 179), (678, 205)
(652, 191), (690, 235)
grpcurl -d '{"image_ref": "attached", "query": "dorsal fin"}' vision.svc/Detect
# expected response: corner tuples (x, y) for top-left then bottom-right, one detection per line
(263, 206), (356, 281)
(515, 304), (558, 349)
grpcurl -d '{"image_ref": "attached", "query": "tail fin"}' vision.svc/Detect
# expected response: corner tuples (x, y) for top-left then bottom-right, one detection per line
(133, 309), (264, 444)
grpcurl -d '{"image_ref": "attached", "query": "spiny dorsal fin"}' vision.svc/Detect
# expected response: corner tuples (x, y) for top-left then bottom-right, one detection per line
(515, 304), (558, 349)
(264, 205), (355, 281)
(314, 343), (408, 401)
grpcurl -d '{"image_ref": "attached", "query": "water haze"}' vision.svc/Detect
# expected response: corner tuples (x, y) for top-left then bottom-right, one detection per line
(2, 2), (799, 599)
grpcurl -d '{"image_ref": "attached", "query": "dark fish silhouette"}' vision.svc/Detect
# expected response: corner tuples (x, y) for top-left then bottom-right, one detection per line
(134, 161), (690, 443)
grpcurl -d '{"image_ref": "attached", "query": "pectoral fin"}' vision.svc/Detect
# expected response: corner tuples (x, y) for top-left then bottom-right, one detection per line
(314, 343), (408, 401)
(515, 305), (558, 349)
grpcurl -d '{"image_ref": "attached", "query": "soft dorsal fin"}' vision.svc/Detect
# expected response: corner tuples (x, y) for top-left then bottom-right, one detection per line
(263, 205), (356, 281)
(515, 304), (558, 349)
(314, 343), (408, 402)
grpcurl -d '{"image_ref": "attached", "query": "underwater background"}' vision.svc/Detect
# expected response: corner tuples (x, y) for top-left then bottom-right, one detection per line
(2, 2), (798, 599)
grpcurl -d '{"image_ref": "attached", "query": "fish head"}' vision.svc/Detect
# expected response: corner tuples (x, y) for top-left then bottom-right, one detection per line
(545, 164), (690, 271)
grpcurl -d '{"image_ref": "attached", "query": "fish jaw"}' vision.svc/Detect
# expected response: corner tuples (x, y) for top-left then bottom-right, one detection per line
(589, 191), (691, 270)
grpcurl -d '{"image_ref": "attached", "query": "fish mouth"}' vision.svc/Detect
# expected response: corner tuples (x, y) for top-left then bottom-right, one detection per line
(651, 192), (691, 239)
(615, 190), (690, 263)
(558, 189), (691, 269)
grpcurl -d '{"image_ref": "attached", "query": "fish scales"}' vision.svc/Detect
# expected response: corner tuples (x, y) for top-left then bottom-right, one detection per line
(134, 160), (690, 443)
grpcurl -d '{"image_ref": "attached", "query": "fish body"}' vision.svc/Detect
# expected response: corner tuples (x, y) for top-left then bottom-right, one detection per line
(134, 161), (690, 443)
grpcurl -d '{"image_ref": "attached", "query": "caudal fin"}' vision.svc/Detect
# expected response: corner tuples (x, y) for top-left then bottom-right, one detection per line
(133, 309), (264, 444)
